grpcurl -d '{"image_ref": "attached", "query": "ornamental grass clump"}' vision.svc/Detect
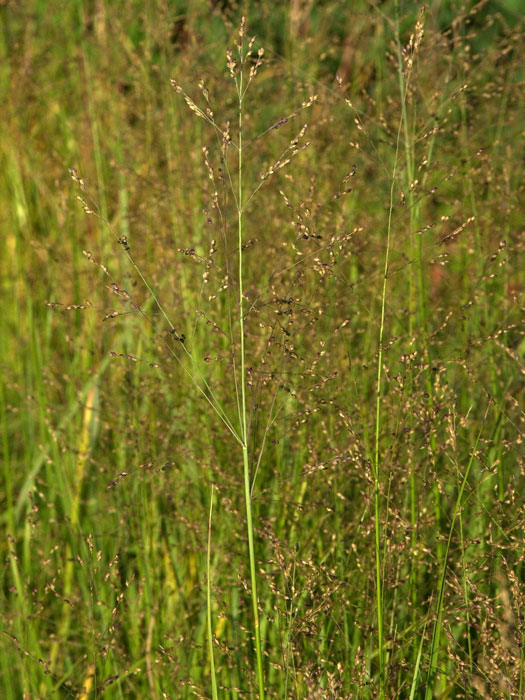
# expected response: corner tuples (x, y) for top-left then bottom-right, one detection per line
(1, 3), (523, 698)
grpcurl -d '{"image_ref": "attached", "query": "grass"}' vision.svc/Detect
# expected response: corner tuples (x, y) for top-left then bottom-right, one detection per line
(1, 1), (524, 698)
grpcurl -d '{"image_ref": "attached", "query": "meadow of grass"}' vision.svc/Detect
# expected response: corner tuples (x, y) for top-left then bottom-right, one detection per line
(1, 1), (524, 698)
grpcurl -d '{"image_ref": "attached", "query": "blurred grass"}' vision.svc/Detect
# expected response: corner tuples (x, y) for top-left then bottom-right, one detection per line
(1, 1), (524, 698)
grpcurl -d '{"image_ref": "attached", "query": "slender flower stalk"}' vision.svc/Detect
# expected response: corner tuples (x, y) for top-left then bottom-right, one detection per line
(236, 25), (265, 699)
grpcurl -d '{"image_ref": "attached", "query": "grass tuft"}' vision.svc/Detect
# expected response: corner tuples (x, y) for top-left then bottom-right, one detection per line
(1, 2), (524, 698)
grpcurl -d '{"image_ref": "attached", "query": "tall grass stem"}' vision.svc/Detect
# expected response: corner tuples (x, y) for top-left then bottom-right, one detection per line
(237, 67), (265, 700)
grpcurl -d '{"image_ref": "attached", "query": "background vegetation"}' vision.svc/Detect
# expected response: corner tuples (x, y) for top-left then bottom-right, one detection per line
(1, 1), (524, 698)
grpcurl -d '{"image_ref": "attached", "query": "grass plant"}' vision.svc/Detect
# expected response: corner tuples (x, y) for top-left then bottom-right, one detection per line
(1, 1), (524, 698)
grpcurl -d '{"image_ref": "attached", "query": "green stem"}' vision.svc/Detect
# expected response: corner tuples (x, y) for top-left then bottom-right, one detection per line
(207, 485), (218, 700)
(373, 161), (395, 696)
(237, 71), (265, 700)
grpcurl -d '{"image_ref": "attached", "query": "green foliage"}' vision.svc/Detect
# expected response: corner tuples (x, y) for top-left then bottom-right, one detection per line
(1, 1), (524, 698)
